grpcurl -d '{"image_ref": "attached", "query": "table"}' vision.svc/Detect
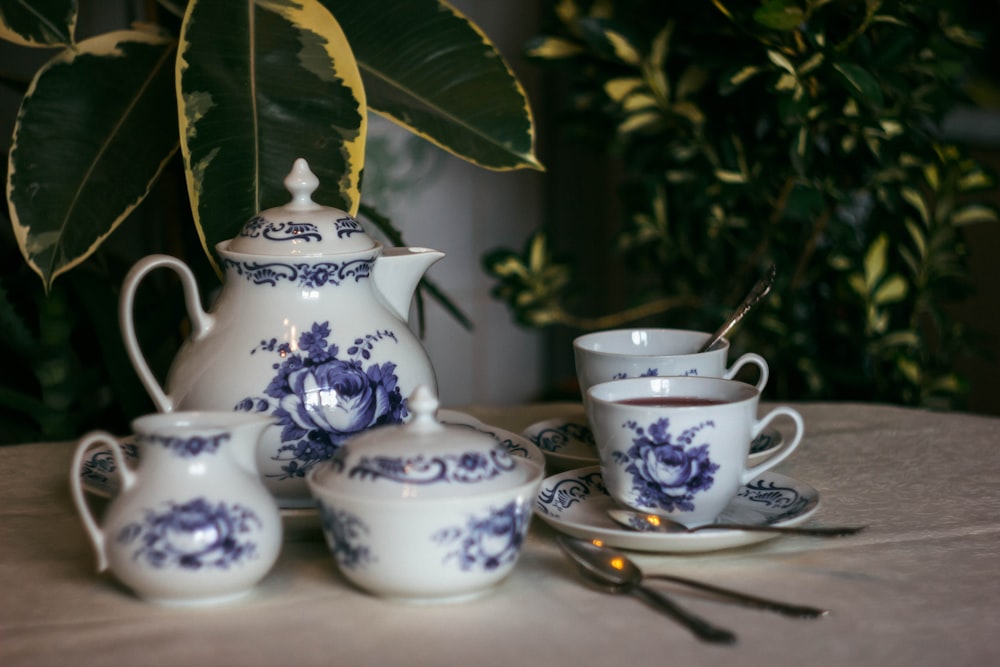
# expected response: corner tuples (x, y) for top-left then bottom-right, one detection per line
(2, 402), (999, 666)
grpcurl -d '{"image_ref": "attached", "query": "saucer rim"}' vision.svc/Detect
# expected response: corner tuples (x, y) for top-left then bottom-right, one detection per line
(534, 465), (820, 553)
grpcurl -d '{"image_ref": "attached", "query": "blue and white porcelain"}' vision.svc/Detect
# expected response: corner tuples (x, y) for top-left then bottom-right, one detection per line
(573, 328), (769, 395)
(120, 158), (444, 508)
(306, 386), (544, 601)
(586, 376), (804, 527)
(522, 404), (785, 472)
(535, 466), (820, 553)
(69, 412), (283, 605)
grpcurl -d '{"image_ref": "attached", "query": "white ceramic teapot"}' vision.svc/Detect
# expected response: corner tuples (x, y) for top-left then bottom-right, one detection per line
(120, 159), (444, 507)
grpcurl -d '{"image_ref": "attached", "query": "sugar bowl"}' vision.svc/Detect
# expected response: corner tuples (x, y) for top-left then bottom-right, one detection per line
(306, 386), (544, 602)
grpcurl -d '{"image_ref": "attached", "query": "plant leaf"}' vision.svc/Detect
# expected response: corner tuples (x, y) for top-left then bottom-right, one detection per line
(178, 0), (366, 272)
(324, 0), (541, 172)
(0, 0), (75, 47)
(833, 62), (884, 109)
(7, 30), (178, 289)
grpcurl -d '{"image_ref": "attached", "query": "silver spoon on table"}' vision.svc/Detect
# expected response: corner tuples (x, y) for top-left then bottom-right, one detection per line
(697, 264), (776, 353)
(556, 535), (737, 644)
(557, 535), (827, 622)
(607, 508), (867, 537)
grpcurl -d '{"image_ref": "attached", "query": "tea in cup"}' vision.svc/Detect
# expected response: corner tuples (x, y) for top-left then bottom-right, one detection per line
(586, 376), (803, 527)
(573, 328), (769, 395)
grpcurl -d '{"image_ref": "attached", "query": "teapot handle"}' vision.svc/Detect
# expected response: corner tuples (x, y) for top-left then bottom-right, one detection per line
(70, 431), (138, 572)
(119, 254), (214, 412)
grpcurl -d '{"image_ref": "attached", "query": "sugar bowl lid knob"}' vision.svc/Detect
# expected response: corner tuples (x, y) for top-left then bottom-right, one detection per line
(284, 158), (321, 211)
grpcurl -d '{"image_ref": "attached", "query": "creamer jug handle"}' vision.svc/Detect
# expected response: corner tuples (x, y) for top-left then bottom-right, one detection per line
(119, 255), (214, 412)
(70, 431), (137, 571)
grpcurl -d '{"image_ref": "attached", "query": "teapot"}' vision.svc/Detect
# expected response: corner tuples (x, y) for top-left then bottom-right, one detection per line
(120, 159), (444, 507)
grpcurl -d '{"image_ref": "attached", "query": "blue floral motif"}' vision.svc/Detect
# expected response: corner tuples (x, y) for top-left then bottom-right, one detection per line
(611, 368), (698, 380)
(611, 418), (719, 513)
(235, 321), (407, 479)
(334, 217), (364, 238)
(117, 497), (261, 570)
(738, 479), (807, 521)
(348, 450), (516, 485)
(317, 501), (373, 569)
(239, 216), (323, 243)
(531, 422), (594, 453)
(222, 256), (374, 288)
(80, 441), (139, 487)
(138, 432), (229, 458)
(433, 501), (528, 571)
(535, 470), (606, 517)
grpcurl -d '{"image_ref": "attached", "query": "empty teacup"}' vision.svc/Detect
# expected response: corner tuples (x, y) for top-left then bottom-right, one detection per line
(573, 328), (769, 395)
(586, 376), (803, 527)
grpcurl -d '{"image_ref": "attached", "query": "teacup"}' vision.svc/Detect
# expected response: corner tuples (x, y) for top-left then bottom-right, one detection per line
(586, 376), (803, 527)
(573, 328), (769, 395)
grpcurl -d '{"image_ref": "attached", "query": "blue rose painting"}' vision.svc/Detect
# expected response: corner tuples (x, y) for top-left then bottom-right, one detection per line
(612, 418), (719, 513)
(236, 321), (407, 479)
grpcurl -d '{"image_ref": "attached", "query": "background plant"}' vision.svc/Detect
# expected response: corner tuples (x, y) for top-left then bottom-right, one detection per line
(485, 0), (998, 409)
(0, 0), (540, 443)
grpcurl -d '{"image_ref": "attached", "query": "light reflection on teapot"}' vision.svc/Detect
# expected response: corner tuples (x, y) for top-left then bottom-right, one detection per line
(120, 159), (444, 507)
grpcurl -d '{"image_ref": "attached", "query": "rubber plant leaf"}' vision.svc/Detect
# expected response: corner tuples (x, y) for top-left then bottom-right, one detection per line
(321, 0), (541, 171)
(7, 30), (178, 290)
(178, 0), (366, 274)
(0, 0), (75, 47)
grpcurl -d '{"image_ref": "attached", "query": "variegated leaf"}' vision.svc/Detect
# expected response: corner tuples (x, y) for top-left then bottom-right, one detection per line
(7, 30), (177, 289)
(0, 0), (75, 47)
(324, 0), (541, 172)
(178, 0), (366, 272)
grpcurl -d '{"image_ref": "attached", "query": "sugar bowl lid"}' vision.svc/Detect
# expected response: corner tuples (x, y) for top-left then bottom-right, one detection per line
(308, 386), (525, 500)
(227, 158), (376, 256)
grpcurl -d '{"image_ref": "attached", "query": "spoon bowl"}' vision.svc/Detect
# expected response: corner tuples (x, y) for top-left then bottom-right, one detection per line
(607, 508), (867, 537)
(556, 535), (736, 644)
(556, 534), (827, 620)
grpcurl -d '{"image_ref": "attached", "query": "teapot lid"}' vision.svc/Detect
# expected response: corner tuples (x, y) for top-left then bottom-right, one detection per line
(227, 158), (377, 256)
(308, 386), (525, 500)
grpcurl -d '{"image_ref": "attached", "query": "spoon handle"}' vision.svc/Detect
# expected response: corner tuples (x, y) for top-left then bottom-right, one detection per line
(692, 524), (867, 536)
(697, 264), (776, 353)
(644, 573), (828, 618)
(632, 585), (737, 644)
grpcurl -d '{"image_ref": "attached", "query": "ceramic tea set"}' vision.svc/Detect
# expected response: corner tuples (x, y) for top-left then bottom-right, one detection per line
(70, 161), (854, 609)
(72, 158), (543, 605)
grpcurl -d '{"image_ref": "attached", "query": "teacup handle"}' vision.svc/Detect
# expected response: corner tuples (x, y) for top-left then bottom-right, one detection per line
(724, 352), (769, 392)
(70, 432), (138, 572)
(741, 407), (804, 484)
(119, 254), (214, 412)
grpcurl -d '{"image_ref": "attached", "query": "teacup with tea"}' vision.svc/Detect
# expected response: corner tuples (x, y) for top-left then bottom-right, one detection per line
(586, 376), (803, 527)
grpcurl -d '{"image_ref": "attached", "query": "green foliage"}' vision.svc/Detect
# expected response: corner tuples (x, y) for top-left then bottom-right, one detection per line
(0, 0), (541, 443)
(486, 0), (998, 408)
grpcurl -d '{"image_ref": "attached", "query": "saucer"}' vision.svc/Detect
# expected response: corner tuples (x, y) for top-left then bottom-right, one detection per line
(522, 405), (783, 471)
(78, 411), (545, 499)
(534, 466), (820, 553)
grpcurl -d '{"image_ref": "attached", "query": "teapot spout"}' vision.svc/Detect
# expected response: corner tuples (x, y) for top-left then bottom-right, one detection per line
(374, 247), (446, 322)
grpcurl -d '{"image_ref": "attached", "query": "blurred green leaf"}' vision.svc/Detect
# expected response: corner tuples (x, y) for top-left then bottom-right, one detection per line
(0, 0), (75, 47)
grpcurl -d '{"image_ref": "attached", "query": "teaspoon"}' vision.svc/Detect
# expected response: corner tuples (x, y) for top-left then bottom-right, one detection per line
(607, 508), (867, 537)
(697, 264), (776, 353)
(556, 535), (827, 621)
(556, 535), (737, 644)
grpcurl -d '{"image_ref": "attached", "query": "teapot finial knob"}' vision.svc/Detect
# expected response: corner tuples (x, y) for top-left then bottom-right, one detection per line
(284, 158), (320, 211)
(408, 385), (440, 428)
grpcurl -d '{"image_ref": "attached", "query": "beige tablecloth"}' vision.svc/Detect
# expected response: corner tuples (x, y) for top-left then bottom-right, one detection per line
(2, 402), (999, 666)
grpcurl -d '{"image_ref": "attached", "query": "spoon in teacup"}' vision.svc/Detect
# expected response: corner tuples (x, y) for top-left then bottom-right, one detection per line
(607, 508), (867, 537)
(697, 264), (776, 353)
